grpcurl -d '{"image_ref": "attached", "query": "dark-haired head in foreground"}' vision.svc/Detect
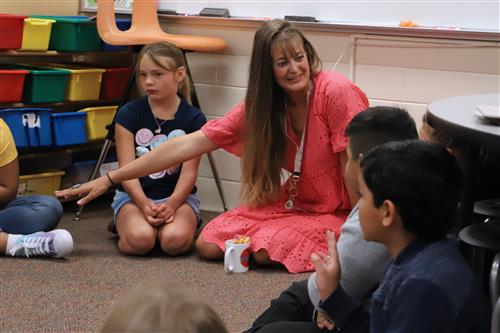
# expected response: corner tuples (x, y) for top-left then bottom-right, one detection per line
(359, 139), (462, 241)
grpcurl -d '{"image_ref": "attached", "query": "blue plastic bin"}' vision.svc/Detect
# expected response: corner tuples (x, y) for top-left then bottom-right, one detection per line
(51, 112), (87, 146)
(0, 108), (53, 147)
(0, 109), (29, 147)
(101, 18), (131, 51)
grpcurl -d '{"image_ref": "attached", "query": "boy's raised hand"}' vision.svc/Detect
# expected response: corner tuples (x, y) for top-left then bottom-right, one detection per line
(310, 230), (341, 301)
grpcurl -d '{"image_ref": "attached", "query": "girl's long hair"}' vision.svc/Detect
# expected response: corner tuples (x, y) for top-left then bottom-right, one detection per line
(241, 20), (322, 206)
(136, 42), (192, 104)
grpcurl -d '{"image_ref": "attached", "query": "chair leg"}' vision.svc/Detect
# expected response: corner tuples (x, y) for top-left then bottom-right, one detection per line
(493, 296), (500, 333)
(183, 51), (228, 211)
(491, 252), (500, 308)
(207, 152), (228, 211)
(74, 139), (114, 221)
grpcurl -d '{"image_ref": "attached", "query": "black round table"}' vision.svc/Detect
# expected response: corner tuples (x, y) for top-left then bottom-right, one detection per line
(426, 93), (500, 229)
(427, 93), (500, 150)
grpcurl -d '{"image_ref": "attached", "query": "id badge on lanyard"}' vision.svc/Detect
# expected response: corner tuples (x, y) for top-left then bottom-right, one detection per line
(285, 85), (312, 210)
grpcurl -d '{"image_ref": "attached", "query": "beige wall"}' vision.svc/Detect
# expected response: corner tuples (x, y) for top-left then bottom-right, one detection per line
(156, 22), (499, 212)
(1, 0), (79, 15)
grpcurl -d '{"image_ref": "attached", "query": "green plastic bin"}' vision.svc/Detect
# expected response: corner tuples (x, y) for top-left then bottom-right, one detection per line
(21, 66), (70, 103)
(32, 16), (100, 52)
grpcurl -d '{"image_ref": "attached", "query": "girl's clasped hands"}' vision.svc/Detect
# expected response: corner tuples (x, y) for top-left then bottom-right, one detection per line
(139, 200), (176, 226)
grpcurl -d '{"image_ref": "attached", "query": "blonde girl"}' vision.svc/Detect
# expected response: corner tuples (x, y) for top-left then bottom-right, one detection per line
(111, 42), (206, 255)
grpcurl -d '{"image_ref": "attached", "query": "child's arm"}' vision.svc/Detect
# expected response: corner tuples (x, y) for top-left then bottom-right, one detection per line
(56, 130), (217, 206)
(311, 231), (370, 331)
(115, 124), (162, 225)
(0, 158), (19, 206)
(0, 120), (19, 206)
(156, 155), (201, 223)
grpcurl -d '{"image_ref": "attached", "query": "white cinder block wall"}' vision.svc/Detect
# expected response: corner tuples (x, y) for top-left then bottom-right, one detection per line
(161, 21), (500, 212)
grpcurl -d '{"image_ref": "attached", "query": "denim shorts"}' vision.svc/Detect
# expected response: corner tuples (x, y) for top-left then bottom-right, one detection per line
(111, 190), (201, 227)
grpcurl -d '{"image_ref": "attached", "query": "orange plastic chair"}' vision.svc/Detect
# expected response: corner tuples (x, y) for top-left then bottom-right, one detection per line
(96, 0), (226, 52)
(74, 0), (227, 220)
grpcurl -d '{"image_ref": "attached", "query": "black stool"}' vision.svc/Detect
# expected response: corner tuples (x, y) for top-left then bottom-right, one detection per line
(474, 198), (500, 221)
(459, 198), (500, 307)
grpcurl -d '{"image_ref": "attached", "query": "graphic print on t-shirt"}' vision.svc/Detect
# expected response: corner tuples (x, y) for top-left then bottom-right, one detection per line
(134, 128), (187, 179)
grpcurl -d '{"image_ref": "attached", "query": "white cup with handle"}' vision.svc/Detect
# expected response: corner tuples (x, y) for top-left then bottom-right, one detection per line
(224, 238), (250, 273)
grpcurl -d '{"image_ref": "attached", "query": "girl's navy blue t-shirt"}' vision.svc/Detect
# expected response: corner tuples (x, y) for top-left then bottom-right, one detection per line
(115, 96), (207, 199)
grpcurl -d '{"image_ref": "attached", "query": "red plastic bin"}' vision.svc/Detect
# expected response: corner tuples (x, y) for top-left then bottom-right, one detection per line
(0, 14), (27, 49)
(100, 67), (132, 100)
(0, 68), (29, 102)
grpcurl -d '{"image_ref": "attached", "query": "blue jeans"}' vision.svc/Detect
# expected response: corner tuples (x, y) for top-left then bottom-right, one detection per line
(0, 195), (63, 234)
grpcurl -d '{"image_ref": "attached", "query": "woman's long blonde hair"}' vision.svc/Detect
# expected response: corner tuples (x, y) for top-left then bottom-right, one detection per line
(241, 20), (322, 206)
(136, 42), (192, 104)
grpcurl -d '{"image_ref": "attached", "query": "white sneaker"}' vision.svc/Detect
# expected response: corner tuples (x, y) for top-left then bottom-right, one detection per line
(8, 229), (74, 258)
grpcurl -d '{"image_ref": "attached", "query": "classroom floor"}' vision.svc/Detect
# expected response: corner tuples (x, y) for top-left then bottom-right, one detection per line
(0, 195), (307, 333)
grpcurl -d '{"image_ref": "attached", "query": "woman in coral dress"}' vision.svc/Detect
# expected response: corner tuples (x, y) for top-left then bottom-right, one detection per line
(56, 19), (368, 273)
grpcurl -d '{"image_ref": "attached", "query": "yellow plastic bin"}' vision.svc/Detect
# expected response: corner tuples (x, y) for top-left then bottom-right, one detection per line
(42, 64), (105, 101)
(79, 105), (118, 140)
(20, 18), (55, 51)
(18, 171), (65, 197)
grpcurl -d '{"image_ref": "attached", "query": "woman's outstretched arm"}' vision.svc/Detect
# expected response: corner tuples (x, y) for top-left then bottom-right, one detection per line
(55, 130), (217, 206)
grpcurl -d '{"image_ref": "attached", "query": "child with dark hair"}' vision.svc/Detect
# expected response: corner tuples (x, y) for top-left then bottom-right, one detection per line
(311, 140), (490, 333)
(248, 106), (418, 332)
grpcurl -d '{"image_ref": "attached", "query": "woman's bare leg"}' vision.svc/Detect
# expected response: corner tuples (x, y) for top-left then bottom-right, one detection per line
(195, 234), (224, 260)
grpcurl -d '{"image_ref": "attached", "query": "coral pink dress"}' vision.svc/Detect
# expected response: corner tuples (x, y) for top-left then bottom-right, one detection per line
(200, 71), (368, 273)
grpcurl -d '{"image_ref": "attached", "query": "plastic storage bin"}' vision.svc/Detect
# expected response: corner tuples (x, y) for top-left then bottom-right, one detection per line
(0, 108), (29, 147)
(51, 111), (87, 146)
(43, 64), (104, 101)
(32, 15), (100, 51)
(79, 105), (117, 140)
(22, 66), (69, 103)
(0, 67), (29, 102)
(100, 67), (132, 100)
(18, 171), (65, 196)
(20, 18), (55, 51)
(0, 14), (26, 49)
(0, 108), (53, 147)
(101, 18), (131, 51)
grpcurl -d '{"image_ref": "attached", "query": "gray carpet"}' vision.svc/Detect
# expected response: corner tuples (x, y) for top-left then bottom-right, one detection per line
(0, 196), (307, 333)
